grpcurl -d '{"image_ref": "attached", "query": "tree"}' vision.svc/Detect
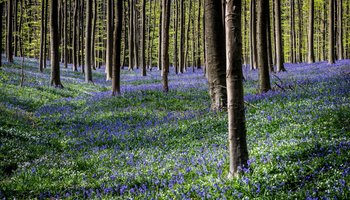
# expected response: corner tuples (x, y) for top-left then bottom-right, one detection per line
(50, 0), (63, 88)
(39, 0), (46, 72)
(204, 0), (227, 110)
(337, 0), (343, 60)
(0, 2), (3, 68)
(7, 0), (13, 63)
(64, 0), (68, 69)
(106, 0), (113, 79)
(85, 0), (93, 82)
(308, 0), (315, 63)
(128, 0), (134, 71)
(328, 0), (335, 64)
(161, 0), (170, 93)
(73, 0), (79, 71)
(179, 0), (185, 73)
(225, 0), (248, 179)
(112, 0), (123, 96)
(249, 0), (257, 70)
(141, 0), (146, 76)
(257, 0), (271, 93)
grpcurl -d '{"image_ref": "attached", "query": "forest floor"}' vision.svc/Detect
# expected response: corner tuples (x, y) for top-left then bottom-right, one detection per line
(0, 57), (350, 199)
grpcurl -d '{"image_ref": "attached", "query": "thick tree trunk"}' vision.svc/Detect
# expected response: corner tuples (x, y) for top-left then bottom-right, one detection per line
(328, 0), (335, 64)
(112, 0), (123, 96)
(50, 0), (63, 88)
(7, 0), (13, 63)
(161, 0), (170, 93)
(85, 0), (93, 82)
(275, 0), (285, 71)
(308, 0), (315, 63)
(205, 0), (227, 110)
(141, 0), (146, 76)
(225, 0), (249, 179)
(257, 0), (271, 93)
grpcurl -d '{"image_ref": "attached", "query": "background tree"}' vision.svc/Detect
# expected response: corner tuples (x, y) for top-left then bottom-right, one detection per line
(328, 0), (335, 64)
(308, 0), (315, 63)
(50, 0), (63, 88)
(249, 0), (257, 70)
(85, 0), (93, 82)
(141, 0), (146, 76)
(112, 0), (123, 96)
(0, 2), (3, 68)
(204, 0), (226, 110)
(257, 0), (271, 93)
(225, 0), (248, 179)
(39, 0), (46, 72)
(106, 0), (113, 79)
(7, 0), (13, 63)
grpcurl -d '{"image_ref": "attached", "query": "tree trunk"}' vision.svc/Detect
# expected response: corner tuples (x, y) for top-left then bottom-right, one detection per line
(44, 0), (48, 68)
(266, 0), (273, 72)
(205, 0), (227, 110)
(50, 0), (63, 88)
(85, 0), (93, 82)
(39, 0), (45, 72)
(257, 0), (271, 93)
(91, 0), (97, 70)
(297, 0), (303, 63)
(179, 0), (185, 73)
(0, 3), (3, 68)
(328, 0), (335, 64)
(308, 0), (315, 63)
(64, 0), (68, 68)
(73, 0), (78, 71)
(161, 0), (171, 93)
(128, 0), (134, 70)
(289, 0), (295, 63)
(112, 0), (123, 96)
(157, 0), (162, 71)
(141, 0), (146, 76)
(249, 0), (257, 70)
(275, 0), (285, 71)
(196, 0), (202, 69)
(7, 0), (13, 63)
(174, 0), (178, 74)
(225, 0), (249, 179)
(105, 0), (113, 79)
(337, 0), (343, 60)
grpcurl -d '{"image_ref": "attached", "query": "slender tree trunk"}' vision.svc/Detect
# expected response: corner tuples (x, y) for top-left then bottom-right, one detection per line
(149, 0), (156, 69)
(39, 0), (45, 72)
(112, 0), (123, 96)
(133, 6), (139, 69)
(191, 2), (195, 71)
(275, 0), (285, 71)
(13, 0), (18, 57)
(105, 0), (113, 79)
(179, 0), (185, 73)
(174, 0), (178, 74)
(141, 0), (146, 76)
(308, 0), (315, 63)
(266, 0), (273, 72)
(0, 3), (3, 68)
(322, 1), (326, 61)
(196, 0), (202, 68)
(128, 0), (134, 70)
(91, 0), (97, 70)
(73, 0), (78, 71)
(85, 0), (93, 82)
(50, 0), (63, 88)
(225, 0), (248, 179)
(81, 1), (85, 73)
(44, 0), (48, 68)
(289, 0), (295, 63)
(161, 0), (171, 93)
(257, 0), (271, 93)
(7, 0), (13, 63)
(157, 0), (162, 71)
(64, 0), (68, 68)
(328, 0), (335, 64)
(249, 0), (257, 70)
(184, 0), (191, 69)
(205, 0), (227, 110)
(297, 0), (303, 63)
(337, 0), (343, 60)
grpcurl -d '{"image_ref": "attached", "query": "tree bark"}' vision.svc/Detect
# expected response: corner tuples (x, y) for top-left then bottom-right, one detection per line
(91, 0), (97, 70)
(249, 0), (257, 70)
(328, 0), (335, 64)
(64, 0), (68, 68)
(39, 0), (45, 72)
(257, 0), (271, 93)
(308, 0), (315, 63)
(128, 0), (134, 70)
(85, 0), (93, 82)
(225, 0), (249, 179)
(7, 0), (13, 63)
(179, 0), (185, 73)
(106, 0), (113, 79)
(141, 0), (147, 76)
(290, 0), (295, 63)
(174, 0), (178, 74)
(73, 0), (79, 71)
(50, 0), (63, 88)
(161, 0), (170, 93)
(337, 0), (343, 60)
(275, 0), (285, 71)
(112, 0), (123, 96)
(205, 0), (227, 110)
(157, 0), (162, 71)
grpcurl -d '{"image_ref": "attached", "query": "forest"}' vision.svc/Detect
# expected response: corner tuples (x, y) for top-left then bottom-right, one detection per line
(0, 0), (349, 199)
